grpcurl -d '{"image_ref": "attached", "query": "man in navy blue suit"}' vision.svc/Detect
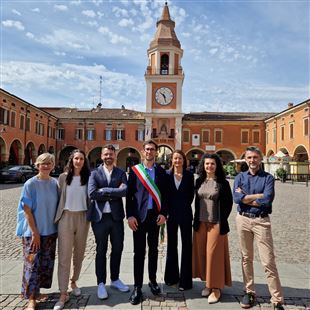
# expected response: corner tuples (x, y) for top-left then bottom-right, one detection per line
(126, 140), (168, 305)
(88, 144), (129, 300)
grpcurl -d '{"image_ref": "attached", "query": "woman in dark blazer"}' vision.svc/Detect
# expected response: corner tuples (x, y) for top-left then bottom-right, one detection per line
(164, 150), (195, 291)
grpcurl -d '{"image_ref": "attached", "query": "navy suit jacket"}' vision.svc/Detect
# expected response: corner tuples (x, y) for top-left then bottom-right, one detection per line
(126, 164), (168, 223)
(87, 165), (127, 223)
(166, 169), (195, 223)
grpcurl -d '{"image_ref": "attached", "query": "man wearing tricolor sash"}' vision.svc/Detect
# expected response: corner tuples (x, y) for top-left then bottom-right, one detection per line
(126, 140), (168, 305)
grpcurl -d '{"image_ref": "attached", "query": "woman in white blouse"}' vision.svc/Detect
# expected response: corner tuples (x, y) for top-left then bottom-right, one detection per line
(54, 150), (90, 310)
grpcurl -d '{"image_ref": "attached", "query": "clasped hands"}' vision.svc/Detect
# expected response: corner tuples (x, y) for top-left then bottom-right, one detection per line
(127, 214), (166, 231)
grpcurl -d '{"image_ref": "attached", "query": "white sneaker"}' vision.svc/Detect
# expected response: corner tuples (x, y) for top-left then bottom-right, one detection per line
(110, 279), (130, 292)
(97, 282), (108, 299)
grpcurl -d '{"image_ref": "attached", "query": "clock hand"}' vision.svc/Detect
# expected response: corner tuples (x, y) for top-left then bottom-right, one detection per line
(161, 92), (166, 102)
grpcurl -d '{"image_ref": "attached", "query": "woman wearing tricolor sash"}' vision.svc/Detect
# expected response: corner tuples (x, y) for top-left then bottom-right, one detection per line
(126, 140), (168, 305)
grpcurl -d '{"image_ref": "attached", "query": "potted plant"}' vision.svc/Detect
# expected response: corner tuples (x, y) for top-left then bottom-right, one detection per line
(276, 167), (287, 182)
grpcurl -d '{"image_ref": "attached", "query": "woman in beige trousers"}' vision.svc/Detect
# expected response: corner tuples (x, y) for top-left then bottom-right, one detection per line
(53, 150), (90, 310)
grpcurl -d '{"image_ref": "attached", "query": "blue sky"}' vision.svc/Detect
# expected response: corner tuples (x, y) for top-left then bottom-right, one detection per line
(1, 0), (309, 113)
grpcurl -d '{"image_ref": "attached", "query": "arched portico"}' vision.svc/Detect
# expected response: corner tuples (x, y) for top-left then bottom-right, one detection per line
(38, 144), (46, 156)
(9, 140), (23, 165)
(0, 137), (6, 164)
(24, 142), (36, 165)
(157, 144), (173, 169)
(216, 149), (236, 165)
(266, 149), (275, 157)
(59, 145), (77, 168)
(185, 148), (204, 173)
(293, 145), (309, 162)
(117, 147), (141, 172)
(88, 147), (102, 169)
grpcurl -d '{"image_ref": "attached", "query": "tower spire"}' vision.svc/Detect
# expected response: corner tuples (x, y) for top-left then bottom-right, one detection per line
(148, 2), (181, 50)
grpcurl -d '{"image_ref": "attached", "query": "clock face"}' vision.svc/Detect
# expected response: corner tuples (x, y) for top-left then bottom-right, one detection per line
(155, 87), (173, 105)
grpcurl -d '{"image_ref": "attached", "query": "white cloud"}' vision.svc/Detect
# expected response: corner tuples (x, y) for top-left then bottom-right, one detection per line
(112, 6), (129, 17)
(26, 32), (34, 39)
(54, 5), (68, 11)
(91, 0), (103, 7)
(118, 18), (134, 27)
(88, 21), (98, 27)
(33, 29), (90, 51)
(2, 20), (25, 31)
(182, 32), (190, 38)
(70, 0), (81, 5)
(12, 9), (21, 16)
(82, 10), (96, 18)
(32, 8), (40, 13)
(2, 61), (144, 109)
(97, 11), (104, 19)
(98, 26), (131, 44)
(54, 51), (66, 56)
(209, 48), (218, 55)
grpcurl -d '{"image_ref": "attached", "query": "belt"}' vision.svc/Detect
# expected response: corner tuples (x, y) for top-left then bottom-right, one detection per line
(239, 212), (268, 218)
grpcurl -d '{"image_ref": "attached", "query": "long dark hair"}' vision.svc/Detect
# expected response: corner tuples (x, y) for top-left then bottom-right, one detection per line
(65, 149), (90, 186)
(169, 149), (187, 172)
(197, 153), (226, 183)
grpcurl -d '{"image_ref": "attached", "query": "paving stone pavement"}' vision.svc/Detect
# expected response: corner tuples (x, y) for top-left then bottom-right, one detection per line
(0, 180), (309, 309)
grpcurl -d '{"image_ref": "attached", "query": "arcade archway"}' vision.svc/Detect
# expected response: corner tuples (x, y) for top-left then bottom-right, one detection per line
(185, 149), (204, 173)
(24, 142), (36, 165)
(59, 146), (77, 168)
(216, 149), (235, 165)
(38, 144), (46, 156)
(117, 147), (141, 172)
(293, 145), (309, 162)
(9, 140), (22, 165)
(88, 147), (102, 169)
(157, 145), (173, 169)
(0, 137), (6, 164)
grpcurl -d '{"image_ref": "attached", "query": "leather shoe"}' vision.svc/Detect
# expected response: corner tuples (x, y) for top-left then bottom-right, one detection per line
(208, 289), (221, 304)
(129, 287), (143, 305)
(148, 281), (161, 295)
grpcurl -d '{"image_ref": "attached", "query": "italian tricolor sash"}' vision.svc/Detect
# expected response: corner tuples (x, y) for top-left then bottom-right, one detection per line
(132, 163), (161, 212)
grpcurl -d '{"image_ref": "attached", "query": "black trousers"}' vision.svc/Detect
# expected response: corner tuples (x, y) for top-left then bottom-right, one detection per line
(91, 214), (124, 285)
(133, 209), (160, 288)
(164, 219), (193, 289)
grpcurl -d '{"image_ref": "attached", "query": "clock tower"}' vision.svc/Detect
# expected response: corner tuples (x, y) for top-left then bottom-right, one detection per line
(145, 2), (184, 150)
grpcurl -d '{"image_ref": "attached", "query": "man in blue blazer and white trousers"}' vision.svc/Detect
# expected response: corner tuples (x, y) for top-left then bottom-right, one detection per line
(88, 144), (129, 300)
(126, 140), (168, 305)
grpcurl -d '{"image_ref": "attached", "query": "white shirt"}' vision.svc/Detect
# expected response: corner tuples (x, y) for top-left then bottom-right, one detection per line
(102, 165), (113, 213)
(64, 176), (87, 211)
(174, 175), (182, 190)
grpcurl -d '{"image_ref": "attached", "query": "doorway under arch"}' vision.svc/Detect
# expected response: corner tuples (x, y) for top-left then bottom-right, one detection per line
(157, 145), (173, 169)
(216, 149), (235, 165)
(24, 142), (36, 165)
(88, 147), (102, 169)
(185, 149), (204, 173)
(38, 144), (46, 156)
(0, 137), (6, 165)
(9, 140), (22, 165)
(117, 147), (141, 172)
(293, 145), (309, 162)
(59, 146), (77, 168)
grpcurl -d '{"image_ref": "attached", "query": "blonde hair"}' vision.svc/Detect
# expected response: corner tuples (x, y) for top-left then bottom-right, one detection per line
(35, 153), (55, 168)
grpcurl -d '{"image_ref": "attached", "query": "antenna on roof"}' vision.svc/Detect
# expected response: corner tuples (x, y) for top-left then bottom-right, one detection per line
(99, 75), (102, 107)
